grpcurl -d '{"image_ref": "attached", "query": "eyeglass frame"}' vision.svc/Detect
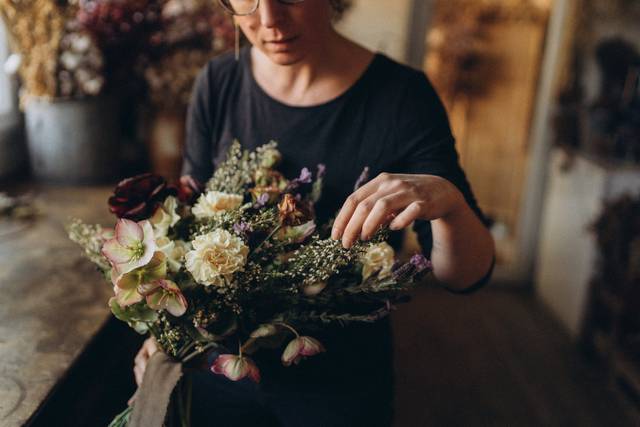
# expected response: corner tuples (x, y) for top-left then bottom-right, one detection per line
(218, 0), (306, 16)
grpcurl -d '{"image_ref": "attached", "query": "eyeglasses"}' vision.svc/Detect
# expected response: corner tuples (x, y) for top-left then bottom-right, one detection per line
(218, 0), (305, 16)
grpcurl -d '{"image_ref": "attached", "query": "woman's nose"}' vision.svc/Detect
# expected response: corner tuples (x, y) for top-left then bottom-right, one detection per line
(257, 0), (283, 28)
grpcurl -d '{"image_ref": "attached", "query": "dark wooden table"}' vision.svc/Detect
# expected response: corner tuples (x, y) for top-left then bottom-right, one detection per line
(0, 184), (138, 426)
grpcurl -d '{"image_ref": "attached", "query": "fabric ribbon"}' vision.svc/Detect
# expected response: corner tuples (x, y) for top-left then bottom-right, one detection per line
(128, 352), (183, 427)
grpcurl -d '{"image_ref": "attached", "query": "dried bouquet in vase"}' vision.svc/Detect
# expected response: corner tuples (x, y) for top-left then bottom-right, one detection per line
(0, 0), (106, 101)
(137, 0), (235, 111)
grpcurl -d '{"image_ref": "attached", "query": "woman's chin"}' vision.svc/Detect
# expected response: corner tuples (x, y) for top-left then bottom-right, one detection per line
(261, 47), (306, 66)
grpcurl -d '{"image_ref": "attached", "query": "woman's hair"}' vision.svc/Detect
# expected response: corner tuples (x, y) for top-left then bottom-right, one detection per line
(329, 0), (351, 21)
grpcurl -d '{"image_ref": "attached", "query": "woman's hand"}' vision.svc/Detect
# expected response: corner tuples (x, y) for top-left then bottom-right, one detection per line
(133, 337), (159, 387)
(331, 172), (495, 290)
(331, 172), (465, 248)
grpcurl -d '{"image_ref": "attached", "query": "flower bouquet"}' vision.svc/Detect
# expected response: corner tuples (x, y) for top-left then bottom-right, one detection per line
(68, 141), (431, 427)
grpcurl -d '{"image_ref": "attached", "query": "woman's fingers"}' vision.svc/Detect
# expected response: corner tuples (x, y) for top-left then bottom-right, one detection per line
(127, 390), (138, 407)
(133, 338), (159, 387)
(145, 337), (158, 356)
(331, 173), (390, 240)
(359, 191), (415, 240)
(134, 364), (144, 387)
(389, 201), (426, 230)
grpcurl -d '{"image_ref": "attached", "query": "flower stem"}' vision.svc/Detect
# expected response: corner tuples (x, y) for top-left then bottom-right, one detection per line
(181, 342), (216, 364)
(251, 224), (281, 254)
(177, 341), (197, 359)
(274, 322), (299, 337)
(239, 337), (257, 354)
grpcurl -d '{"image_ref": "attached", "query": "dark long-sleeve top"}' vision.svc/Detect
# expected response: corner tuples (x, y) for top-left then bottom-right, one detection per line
(181, 47), (490, 395)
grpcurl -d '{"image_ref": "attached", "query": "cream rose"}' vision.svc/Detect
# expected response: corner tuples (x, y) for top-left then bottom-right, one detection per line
(185, 229), (249, 286)
(361, 242), (395, 280)
(191, 191), (243, 219)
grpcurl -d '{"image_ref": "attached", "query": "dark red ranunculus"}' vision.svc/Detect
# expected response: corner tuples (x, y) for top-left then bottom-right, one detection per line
(177, 175), (204, 204)
(108, 173), (176, 220)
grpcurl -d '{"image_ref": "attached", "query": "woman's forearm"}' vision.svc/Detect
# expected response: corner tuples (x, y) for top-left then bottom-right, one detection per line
(429, 203), (495, 290)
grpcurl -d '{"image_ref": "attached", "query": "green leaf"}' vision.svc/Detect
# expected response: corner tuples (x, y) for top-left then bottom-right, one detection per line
(107, 406), (132, 427)
(109, 299), (158, 334)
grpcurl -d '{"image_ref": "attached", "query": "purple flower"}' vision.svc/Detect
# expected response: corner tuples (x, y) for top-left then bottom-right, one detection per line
(298, 168), (312, 184)
(354, 166), (370, 191)
(233, 221), (253, 236)
(285, 168), (313, 192)
(391, 263), (413, 281)
(316, 164), (326, 179)
(410, 254), (432, 272)
(254, 193), (270, 208)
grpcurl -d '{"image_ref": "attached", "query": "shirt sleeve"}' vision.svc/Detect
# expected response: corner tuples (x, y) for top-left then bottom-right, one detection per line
(181, 62), (215, 184)
(393, 71), (493, 291)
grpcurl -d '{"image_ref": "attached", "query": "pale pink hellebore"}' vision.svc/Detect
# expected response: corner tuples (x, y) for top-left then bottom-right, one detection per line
(281, 336), (325, 367)
(102, 219), (157, 275)
(211, 354), (261, 383)
(139, 279), (188, 317)
(110, 251), (167, 307)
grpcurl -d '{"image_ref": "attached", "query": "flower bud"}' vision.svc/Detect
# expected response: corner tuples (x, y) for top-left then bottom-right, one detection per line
(211, 354), (261, 383)
(281, 336), (325, 367)
(250, 324), (278, 338)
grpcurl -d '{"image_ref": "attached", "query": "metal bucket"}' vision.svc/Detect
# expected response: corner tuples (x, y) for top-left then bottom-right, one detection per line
(25, 96), (120, 183)
(0, 112), (27, 179)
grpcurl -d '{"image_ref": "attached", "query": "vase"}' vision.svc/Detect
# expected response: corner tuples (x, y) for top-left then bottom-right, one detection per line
(24, 96), (120, 183)
(146, 110), (186, 182)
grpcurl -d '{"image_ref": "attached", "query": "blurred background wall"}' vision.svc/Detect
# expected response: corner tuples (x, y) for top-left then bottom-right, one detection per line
(1, 0), (640, 419)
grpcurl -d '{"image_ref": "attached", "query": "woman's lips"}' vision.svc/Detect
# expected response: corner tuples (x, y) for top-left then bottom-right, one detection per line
(264, 36), (299, 45)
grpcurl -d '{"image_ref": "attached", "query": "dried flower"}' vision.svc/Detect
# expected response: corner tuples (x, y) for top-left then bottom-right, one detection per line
(410, 254), (432, 273)
(316, 164), (326, 179)
(281, 336), (325, 366)
(185, 229), (249, 286)
(285, 167), (313, 191)
(108, 173), (176, 221)
(211, 354), (261, 382)
(278, 194), (313, 226)
(260, 147), (282, 168)
(232, 221), (253, 236)
(254, 193), (270, 208)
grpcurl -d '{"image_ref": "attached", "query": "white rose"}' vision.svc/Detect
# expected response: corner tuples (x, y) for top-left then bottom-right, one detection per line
(156, 236), (190, 272)
(151, 196), (181, 237)
(192, 191), (244, 219)
(185, 229), (249, 286)
(361, 242), (395, 280)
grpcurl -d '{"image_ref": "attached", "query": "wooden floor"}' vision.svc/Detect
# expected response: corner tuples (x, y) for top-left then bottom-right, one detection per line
(391, 287), (639, 427)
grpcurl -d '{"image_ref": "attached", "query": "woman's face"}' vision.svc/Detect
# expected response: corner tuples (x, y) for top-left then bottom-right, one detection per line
(234, 0), (334, 66)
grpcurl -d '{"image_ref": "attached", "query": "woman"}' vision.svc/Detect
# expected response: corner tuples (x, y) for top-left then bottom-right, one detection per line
(133, 0), (495, 425)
